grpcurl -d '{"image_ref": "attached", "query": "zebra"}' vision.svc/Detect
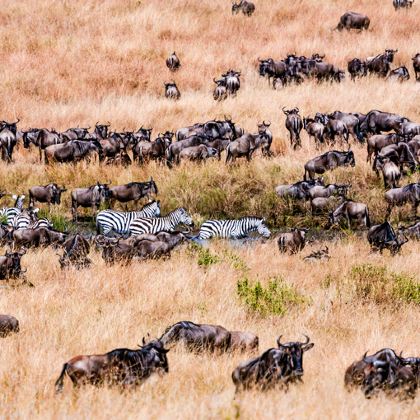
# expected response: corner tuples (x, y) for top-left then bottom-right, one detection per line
(11, 212), (53, 230)
(393, 0), (414, 10)
(128, 207), (193, 236)
(198, 217), (271, 240)
(0, 194), (25, 225)
(96, 201), (161, 235)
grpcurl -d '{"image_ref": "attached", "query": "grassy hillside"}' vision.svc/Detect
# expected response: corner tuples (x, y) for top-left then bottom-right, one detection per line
(0, 1), (419, 419)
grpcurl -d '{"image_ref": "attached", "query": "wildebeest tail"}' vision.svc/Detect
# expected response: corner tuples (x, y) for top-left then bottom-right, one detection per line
(55, 363), (68, 393)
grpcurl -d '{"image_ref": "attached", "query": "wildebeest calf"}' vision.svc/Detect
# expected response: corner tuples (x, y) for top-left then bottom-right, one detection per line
(0, 314), (19, 337)
(278, 228), (308, 254)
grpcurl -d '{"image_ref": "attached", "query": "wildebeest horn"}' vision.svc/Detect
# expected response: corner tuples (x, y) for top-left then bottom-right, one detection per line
(263, 120), (271, 126)
(95, 121), (99, 126)
(362, 351), (368, 361)
(276, 335), (284, 347)
(142, 337), (146, 345)
(301, 335), (310, 345)
(13, 118), (20, 124)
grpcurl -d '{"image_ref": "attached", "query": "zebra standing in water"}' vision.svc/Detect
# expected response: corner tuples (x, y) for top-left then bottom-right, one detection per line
(129, 207), (193, 236)
(198, 217), (271, 240)
(96, 201), (161, 235)
(0, 194), (26, 225)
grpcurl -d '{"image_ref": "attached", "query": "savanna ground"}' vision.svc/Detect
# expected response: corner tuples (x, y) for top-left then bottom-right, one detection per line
(0, 0), (419, 419)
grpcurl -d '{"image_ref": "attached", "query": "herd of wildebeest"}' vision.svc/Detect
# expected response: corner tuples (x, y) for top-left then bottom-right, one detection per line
(1, 0), (419, 403)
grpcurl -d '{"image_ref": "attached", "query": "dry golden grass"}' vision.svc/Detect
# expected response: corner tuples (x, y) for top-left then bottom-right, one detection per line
(0, 0), (419, 419)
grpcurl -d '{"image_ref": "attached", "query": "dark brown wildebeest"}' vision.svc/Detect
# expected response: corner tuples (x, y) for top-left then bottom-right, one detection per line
(308, 183), (350, 200)
(375, 142), (418, 173)
(44, 140), (101, 164)
(325, 117), (349, 145)
(29, 183), (66, 207)
(24, 128), (65, 162)
(366, 133), (401, 163)
(164, 82), (181, 100)
(304, 150), (355, 180)
(0, 315), (19, 337)
(221, 70), (241, 96)
(232, 335), (314, 392)
(276, 178), (324, 200)
(229, 331), (259, 353)
(366, 50), (398, 78)
(54, 339), (169, 392)
(336, 12), (370, 31)
(399, 121), (420, 140)
(134, 132), (173, 164)
(225, 132), (266, 163)
(0, 249), (26, 281)
(373, 156), (401, 189)
(394, 0), (415, 10)
(60, 126), (90, 142)
(166, 135), (206, 166)
(412, 53), (420, 81)
(59, 234), (91, 269)
(257, 121), (273, 157)
(105, 149), (132, 167)
(398, 221), (420, 240)
(11, 227), (66, 249)
(348, 58), (368, 80)
(232, 0), (255, 16)
(311, 196), (345, 215)
(159, 321), (231, 353)
(0, 119), (19, 162)
(166, 52), (180, 72)
(278, 228), (308, 254)
(367, 221), (408, 255)
(303, 117), (325, 148)
(385, 183), (420, 219)
(283, 108), (303, 149)
(108, 178), (158, 209)
(204, 138), (229, 160)
(213, 78), (228, 101)
(387, 66), (410, 82)
(71, 183), (110, 221)
(329, 200), (370, 229)
(329, 111), (364, 143)
(97, 136), (125, 162)
(132, 126), (153, 143)
(178, 144), (218, 162)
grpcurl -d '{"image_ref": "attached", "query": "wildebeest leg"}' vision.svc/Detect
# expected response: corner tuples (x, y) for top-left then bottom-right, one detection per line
(385, 204), (392, 220)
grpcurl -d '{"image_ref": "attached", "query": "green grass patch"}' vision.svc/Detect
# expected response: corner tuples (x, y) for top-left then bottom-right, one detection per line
(237, 276), (307, 317)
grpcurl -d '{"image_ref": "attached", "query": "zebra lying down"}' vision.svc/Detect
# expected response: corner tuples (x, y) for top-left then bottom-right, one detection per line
(197, 217), (271, 240)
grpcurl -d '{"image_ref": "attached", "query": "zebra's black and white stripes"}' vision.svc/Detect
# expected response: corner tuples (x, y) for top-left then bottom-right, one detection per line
(0, 194), (26, 225)
(198, 217), (271, 240)
(96, 201), (161, 235)
(129, 207), (193, 236)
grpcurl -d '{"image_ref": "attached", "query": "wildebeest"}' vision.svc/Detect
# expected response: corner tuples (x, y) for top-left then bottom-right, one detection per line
(275, 178), (324, 201)
(44, 140), (101, 164)
(0, 119), (19, 162)
(71, 183), (110, 221)
(385, 183), (420, 219)
(166, 52), (180, 72)
(0, 249), (26, 281)
(222, 69), (241, 96)
(308, 183), (350, 200)
(373, 156), (401, 188)
(393, 0), (415, 10)
(366, 133), (402, 163)
(257, 121), (273, 156)
(278, 228), (308, 254)
(213, 78), (228, 101)
(345, 348), (417, 399)
(178, 144), (218, 162)
(229, 331), (259, 353)
(232, 0), (255, 16)
(413, 53), (420, 81)
(303, 117), (325, 148)
(108, 179), (158, 208)
(59, 234), (91, 269)
(159, 321), (231, 353)
(336, 12), (370, 31)
(232, 335), (314, 392)
(329, 111), (364, 143)
(304, 150), (355, 180)
(164, 82), (181, 100)
(367, 221), (408, 255)
(399, 121), (420, 141)
(366, 50), (398, 78)
(348, 58), (368, 80)
(54, 338), (169, 392)
(398, 221), (420, 240)
(166, 135), (206, 166)
(133, 132), (173, 164)
(387, 66), (410, 82)
(11, 227), (66, 249)
(283, 108), (303, 149)
(225, 132), (266, 163)
(303, 246), (330, 261)
(329, 200), (370, 229)
(24, 128), (65, 161)
(0, 315), (19, 337)
(324, 117), (350, 145)
(311, 196), (344, 215)
(29, 183), (66, 207)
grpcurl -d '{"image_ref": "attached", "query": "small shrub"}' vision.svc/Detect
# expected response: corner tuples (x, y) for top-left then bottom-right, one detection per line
(237, 276), (307, 317)
(348, 264), (419, 305)
(223, 250), (249, 274)
(197, 248), (219, 267)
